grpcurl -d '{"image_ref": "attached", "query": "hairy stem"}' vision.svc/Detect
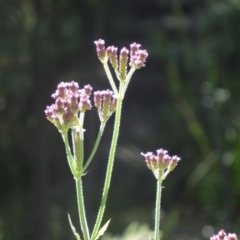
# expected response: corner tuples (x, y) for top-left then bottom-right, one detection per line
(91, 81), (124, 239)
(82, 122), (106, 173)
(75, 178), (90, 240)
(154, 177), (163, 240)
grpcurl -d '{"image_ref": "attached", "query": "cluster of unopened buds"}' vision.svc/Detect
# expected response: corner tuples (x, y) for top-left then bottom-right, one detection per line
(210, 230), (238, 240)
(94, 90), (117, 123)
(45, 81), (117, 132)
(141, 148), (180, 180)
(94, 39), (148, 81)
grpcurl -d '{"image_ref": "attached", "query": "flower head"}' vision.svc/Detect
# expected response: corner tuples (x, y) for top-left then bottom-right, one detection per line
(94, 39), (148, 81)
(210, 230), (238, 240)
(141, 148), (180, 180)
(94, 89), (117, 123)
(45, 81), (92, 132)
(130, 49), (148, 69)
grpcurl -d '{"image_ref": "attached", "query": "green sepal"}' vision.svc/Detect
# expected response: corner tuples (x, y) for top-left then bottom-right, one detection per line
(68, 213), (81, 240)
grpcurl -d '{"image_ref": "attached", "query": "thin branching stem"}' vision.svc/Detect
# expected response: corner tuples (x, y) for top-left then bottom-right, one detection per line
(103, 62), (118, 97)
(91, 81), (124, 240)
(62, 132), (77, 176)
(82, 122), (106, 173)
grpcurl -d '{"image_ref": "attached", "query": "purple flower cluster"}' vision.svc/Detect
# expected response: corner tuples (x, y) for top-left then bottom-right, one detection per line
(94, 89), (117, 123)
(45, 81), (92, 132)
(141, 148), (180, 179)
(129, 42), (148, 69)
(94, 39), (148, 75)
(210, 230), (238, 240)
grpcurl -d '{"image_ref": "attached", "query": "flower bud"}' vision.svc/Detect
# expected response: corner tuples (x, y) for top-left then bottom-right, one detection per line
(110, 95), (117, 113)
(119, 47), (129, 80)
(168, 155), (181, 171)
(52, 82), (67, 99)
(130, 49), (148, 69)
(83, 84), (93, 96)
(94, 39), (106, 62)
(79, 96), (92, 112)
(94, 91), (102, 110)
(130, 42), (141, 57)
(106, 46), (118, 69)
(68, 81), (79, 93)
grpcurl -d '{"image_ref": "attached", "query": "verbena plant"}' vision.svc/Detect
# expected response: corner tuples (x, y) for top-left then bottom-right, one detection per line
(45, 39), (237, 240)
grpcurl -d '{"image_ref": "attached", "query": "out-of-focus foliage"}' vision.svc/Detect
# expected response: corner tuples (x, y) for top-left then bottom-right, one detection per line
(102, 222), (153, 240)
(0, 0), (240, 239)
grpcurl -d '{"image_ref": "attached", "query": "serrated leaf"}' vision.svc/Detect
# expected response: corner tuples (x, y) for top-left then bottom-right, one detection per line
(95, 219), (111, 240)
(68, 213), (81, 240)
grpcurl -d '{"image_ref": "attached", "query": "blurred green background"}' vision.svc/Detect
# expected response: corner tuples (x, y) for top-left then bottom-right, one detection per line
(0, 0), (240, 239)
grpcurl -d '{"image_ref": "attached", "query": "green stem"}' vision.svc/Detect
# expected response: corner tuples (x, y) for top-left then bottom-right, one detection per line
(154, 177), (163, 240)
(62, 132), (77, 177)
(79, 124), (85, 171)
(103, 62), (118, 97)
(75, 178), (90, 240)
(123, 67), (136, 98)
(82, 122), (106, 173)
(91, 81), (124, 240)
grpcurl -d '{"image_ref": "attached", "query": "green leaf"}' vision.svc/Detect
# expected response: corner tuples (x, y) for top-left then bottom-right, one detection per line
(95, 219), (111, 240)
(68, 213), (81, 240)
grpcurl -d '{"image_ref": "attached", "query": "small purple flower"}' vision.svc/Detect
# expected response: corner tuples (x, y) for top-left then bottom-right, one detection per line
(169, 155), (181, 171)
(55, 98), (65, 113)
(130, 42), (141, 56)
(79, 96), (92, 112)
(69, 93), (79, 112)
(141, 152), (158, 170)
(83, 84), (93, 96)
(68, 81), (79, 93)
(62, 108), (75, 125)
(45, 105), (56, 121)
(52, 82), (67, 99)
(228, 234), (238, 240)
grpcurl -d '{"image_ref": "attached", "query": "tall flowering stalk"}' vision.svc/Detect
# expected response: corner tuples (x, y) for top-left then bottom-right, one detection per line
(141, 149), (180, 240)
(45, 39), (148, 240)
(91, 39), (148, 240)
